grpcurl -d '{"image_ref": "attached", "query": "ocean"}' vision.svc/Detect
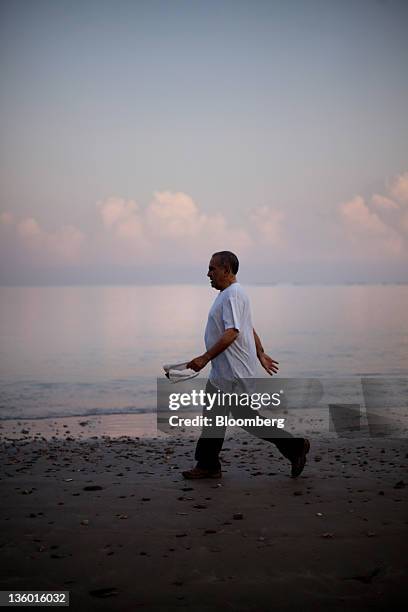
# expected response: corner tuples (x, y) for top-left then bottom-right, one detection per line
(0, 284), (407, 420)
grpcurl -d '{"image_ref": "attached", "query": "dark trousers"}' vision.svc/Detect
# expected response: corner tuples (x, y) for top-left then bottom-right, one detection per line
(195, 380), (305, 471)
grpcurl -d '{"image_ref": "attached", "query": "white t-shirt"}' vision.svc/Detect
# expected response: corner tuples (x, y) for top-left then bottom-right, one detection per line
(204, 282), (258, 387)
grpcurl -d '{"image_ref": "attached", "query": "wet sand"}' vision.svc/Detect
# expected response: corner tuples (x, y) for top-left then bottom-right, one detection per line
(0, 416), (407, 611)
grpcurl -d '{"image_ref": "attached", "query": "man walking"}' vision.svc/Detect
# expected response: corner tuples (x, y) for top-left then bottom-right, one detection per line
(183, 251), (310, 479)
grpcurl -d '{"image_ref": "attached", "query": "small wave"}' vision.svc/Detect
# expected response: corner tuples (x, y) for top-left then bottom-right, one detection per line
(0, 406), (156, 421)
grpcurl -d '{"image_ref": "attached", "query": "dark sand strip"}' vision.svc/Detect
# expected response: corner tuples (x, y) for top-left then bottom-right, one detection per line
(1, 417), (407, 611)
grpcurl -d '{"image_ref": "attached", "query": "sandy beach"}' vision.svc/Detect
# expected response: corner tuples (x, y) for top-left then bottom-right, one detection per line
(0, 415), (407, 611)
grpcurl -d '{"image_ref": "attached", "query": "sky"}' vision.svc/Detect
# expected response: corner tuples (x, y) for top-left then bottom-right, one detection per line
(0, 0), (408, 284)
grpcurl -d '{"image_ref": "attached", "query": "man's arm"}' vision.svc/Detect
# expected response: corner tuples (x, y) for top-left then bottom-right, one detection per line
(253, 328), (279, 376)
(187, 328), (239, 372)
(253, 329), (265, 358)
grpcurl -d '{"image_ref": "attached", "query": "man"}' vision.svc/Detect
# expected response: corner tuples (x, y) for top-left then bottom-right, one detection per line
(183, 251), (310, 479)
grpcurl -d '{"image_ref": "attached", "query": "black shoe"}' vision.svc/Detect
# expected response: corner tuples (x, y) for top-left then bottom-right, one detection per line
(291, 439), (310, 478)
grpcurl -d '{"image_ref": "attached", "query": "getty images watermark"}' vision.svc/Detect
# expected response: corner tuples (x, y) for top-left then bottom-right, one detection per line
(156, 377), (408, 439)
(168, 387), (285, 429)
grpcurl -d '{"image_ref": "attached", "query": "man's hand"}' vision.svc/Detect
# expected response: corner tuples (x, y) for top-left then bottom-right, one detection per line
(253, 329), (279, 375)
(187, 354), (210, 372)
(259, 353), (279, 376)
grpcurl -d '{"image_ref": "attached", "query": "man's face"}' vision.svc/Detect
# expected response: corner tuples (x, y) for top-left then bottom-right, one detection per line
(207, 256), (229, 290)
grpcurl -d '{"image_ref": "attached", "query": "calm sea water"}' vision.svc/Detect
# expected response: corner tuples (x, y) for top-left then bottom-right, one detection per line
(0, 285), (407, 420)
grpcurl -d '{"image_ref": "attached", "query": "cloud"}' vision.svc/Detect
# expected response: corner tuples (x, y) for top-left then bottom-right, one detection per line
(2, 170), (407, 284)
(371, 194), (399, 210)
(0, 211), (14, 226)
(402, 212), (408, 234)
(341, 196), (387, 234)
(1, 213), (85, 263)
(98, 192), (207, 243)
(17, 217), (42, 238)
(146, 191), (204, 238)
(337, 169), (408, 262)
(147, 191), (252, 253)
(390, 172), (408, 204)
(250, 206), (285, 246)
(2, 190), (257, 274)
(339, 196), (403, 257)
(95, 197), (149, 264)
(97, 191), (253, 263)
(97, 197), (144, 240)
(98, 197), (140, 230)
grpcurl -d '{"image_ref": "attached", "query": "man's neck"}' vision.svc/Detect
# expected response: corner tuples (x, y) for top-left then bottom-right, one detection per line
(220, 278), (237, 291)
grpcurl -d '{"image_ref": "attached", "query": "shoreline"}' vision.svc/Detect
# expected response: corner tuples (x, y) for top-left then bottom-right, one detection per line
(0, 413), (164, 441)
